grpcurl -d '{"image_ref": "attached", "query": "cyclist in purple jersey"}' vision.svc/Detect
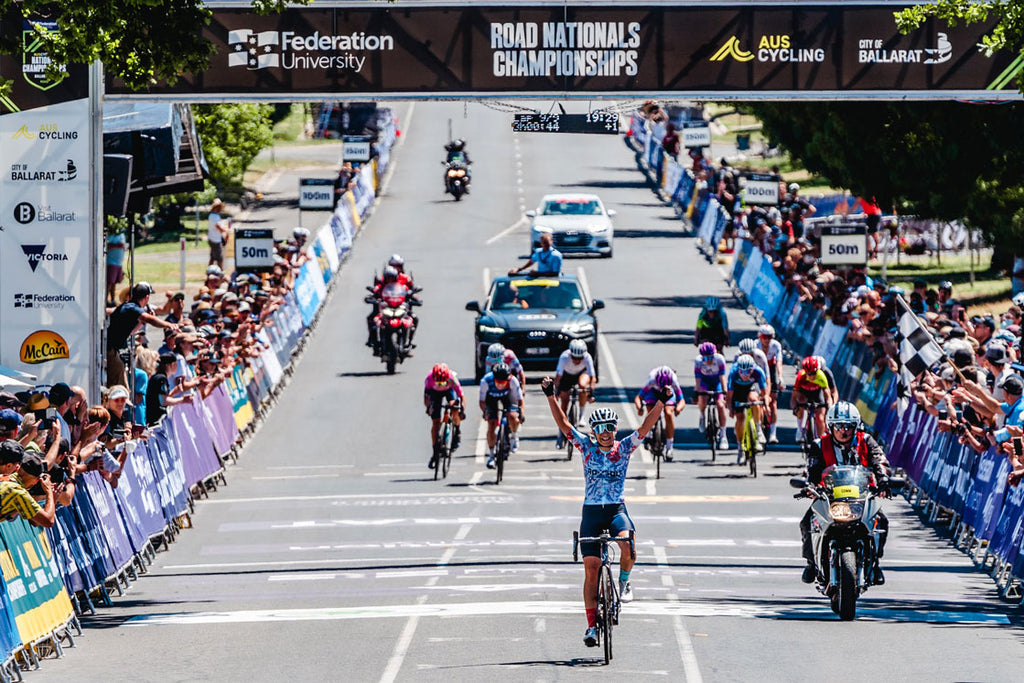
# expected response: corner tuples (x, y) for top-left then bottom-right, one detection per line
(694, 342), (729, 449)
(541, 376), (669, 649)
(633, 365), (685, 460)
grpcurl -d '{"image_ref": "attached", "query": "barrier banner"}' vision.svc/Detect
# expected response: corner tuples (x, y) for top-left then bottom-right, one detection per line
(293, 260), (325, 326)
(663, 158), (683, 196)
(48, 506), (100, 595)
(193, 389), (231, 457)
(0, 573), (20, 665)
(113, 441), (167, 542)
(963, 448), (1008, 539)
(316, 225), (340, 275)
(79, 473), (134, 573)
(748, 254), (785, 322)
(989, 482), (1024, 565)
(854, 366), (894, 427)
(0, 517), (74, 645)
(732, 239), (754, 283)
(168, 402), (222, 488)
(738, 241), (761, 293)
(812, 322), (848, 367)
(208, 384), (241, 452)
(70, 484), (118, 582)
(312, 231), (334, 286)
(227, 365), (255, 430)
(145, 428), (189, 521)
(257, 331), (284, 388)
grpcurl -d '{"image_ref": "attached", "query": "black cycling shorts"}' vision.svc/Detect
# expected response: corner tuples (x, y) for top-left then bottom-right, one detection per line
(425, 389), (460, 419)
(730, 383), (757, 413)
(484, 394), (518, 421)
(557, 371), (587, 394)
(579, 503), (635, 559)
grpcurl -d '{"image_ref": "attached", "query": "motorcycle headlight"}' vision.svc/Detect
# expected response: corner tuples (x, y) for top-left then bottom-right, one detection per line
(561, 322), (595, 336)
(456, 169), (466, 177)
(447, 170), (458, 178)
(829, 502), (863, 523)
(478, 324), (506, 337)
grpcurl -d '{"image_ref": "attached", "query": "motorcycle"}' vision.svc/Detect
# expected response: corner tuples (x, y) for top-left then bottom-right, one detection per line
(443, 161), (470, 200)
(789, 465), (903, 621)
(365, 284), (421, 374)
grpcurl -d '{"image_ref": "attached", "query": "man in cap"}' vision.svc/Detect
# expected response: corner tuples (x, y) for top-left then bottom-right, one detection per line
(0, 440), (55, 527)
(153, 291), (187, 324)
(0, 392), (23, 410)
(968, 315), (996, 353)
(0, 409), (22, 441)
(47, 382), (74, 438)
(106, 282), (178, 388)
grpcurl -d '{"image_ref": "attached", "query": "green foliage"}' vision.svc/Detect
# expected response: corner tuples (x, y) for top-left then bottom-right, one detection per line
(743, 101), (1024, 250)
(0, 1), (312, 91)
(895, 1), (1024, 87)
(193, 103), (275, 190)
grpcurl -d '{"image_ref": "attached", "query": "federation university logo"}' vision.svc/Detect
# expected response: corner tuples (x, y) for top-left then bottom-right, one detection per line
(228, 29), (280, 69)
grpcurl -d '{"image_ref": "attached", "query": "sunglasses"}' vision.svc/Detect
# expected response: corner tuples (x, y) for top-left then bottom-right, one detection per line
(434, 379), (450, 389)
(592, 422), (616, 435)
(833, 424), (856, 432)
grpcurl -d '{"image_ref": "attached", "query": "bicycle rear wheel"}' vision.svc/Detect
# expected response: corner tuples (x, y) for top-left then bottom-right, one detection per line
(653, 418), (663, 479)
(600, 565), (614, 664)
(706, 404), (718, 461)
(745, 412), (758, 477)
(495, 421), (507, 484)
(441, 422), (452, 479)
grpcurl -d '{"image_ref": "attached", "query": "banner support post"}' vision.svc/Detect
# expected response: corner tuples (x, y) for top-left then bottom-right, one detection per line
(90, 59), (104, 402)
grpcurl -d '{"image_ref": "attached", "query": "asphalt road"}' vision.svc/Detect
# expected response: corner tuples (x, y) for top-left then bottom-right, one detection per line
(37, 103), (1024, 682)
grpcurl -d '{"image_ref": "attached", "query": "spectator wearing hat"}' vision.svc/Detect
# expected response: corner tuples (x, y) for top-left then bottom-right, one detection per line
(0, 392), (23, 411)
(0, 409), (22, 441)
(204, 265), (225, 291)
(937, 281), (958, 318)
(105, 230), (127, 307)
(106, 281), (178, 388)
(146, 353), (193, 426)
(153, 291), (187, 324)
(967, 315), (996, 353)
(47, 382), (74, 438)
(208, 199), (231, 268)
(103, 385), (132, 444)
(0, 440), (55, 527)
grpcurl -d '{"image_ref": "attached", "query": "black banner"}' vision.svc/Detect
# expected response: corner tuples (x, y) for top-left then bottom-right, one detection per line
(104, 5), (1020, 98)
(0, 13), (89, 114)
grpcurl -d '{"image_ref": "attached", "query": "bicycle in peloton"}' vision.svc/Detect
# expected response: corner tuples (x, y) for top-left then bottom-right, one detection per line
(799, 401), (829, 457)
(736, 400), (764, 477)
(563, 385), (581, 461)
(493, 405), (514, 485)
(695, 390), (722, 462)
(432, 399), (460, 480)
(573, 529), (636, 665)
(645, 408), (667, 479)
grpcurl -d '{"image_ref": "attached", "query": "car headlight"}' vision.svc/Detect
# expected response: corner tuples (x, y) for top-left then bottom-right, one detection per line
(561, 322), (595, 336)
(532, 225), (553, 234)
(478, 324), (506, 336)
(590, 225), (609, 234)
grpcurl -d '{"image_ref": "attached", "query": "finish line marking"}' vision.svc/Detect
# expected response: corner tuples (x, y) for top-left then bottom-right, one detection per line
(127, 600), (1010, 627)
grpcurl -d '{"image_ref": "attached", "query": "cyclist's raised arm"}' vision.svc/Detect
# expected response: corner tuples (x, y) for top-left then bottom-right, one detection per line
(541, 377), (571, 435)
(637, 387), (670, 438)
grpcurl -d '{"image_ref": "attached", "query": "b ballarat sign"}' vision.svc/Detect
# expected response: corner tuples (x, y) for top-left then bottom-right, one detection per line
(105, 3), (1021, 100)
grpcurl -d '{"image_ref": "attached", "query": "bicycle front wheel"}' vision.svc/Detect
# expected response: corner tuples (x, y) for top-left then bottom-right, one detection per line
(706, 405), (718, 462)
(441, 423), (452, 479)
(567, 401), (578, 461)
(600, 565), (614, 664)
(495, 423), (507, 484)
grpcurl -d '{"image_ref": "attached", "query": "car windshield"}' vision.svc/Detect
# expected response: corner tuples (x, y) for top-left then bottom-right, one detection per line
(488, 279), (585, 311)
(541, 199), (602, 216)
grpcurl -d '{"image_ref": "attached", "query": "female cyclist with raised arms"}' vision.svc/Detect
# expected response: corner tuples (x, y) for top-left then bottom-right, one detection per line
(541, 376), (670, 648)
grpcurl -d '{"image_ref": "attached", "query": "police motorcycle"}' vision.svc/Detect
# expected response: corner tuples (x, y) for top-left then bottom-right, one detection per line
(789, 466), (903, 620)
(365, 276), (421, 375)
(442, 138), (471, 201)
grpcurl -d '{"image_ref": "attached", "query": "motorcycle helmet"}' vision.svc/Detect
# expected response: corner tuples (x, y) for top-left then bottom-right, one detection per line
(653, 365), (675, 387)
(826, 401), (861, 439)
(734, 355), (756, 373)
(938, 280), (953, 293)
(382, 266), (399, 284)
(758, 324), (775, 338)
(432, 363), (451, 384)
(569, 339), (587, 359)
(698, 342), (717, 358)
(491, 362), (510, 382)
(588, 407), (619, 432)
(486, 343), (506, 364)
(738, 338), (757, 355)
(293, 227), (310, 240)
(388, 254), (405, 270)
(801, 356), (820, 374)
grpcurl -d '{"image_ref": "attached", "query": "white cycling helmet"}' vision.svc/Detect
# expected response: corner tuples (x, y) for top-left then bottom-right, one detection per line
(293, 227), (310, 239)
(486, 343), (506, 363)
(738, 338), (757, 354)
(1013, 292), (1024, 308)
(734, 354), (756, 372)
(759, 324), (775, 337)
(588, 407), (618, 430)
(569, 339), (587, 358)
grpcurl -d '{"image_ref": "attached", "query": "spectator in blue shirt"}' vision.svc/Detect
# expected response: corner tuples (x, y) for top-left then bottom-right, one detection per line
(509, 232), (563, 277)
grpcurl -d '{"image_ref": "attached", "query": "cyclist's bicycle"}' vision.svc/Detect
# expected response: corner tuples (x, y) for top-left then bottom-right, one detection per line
(736, 400), (764, 477)
(564, 385), (581, 461)
(494, 406), (514, 485)
(799, 401), (829, 457)
(695, 390), (722, 462)
(432, 399), (460, 481)
(644, 407), (666, 479)
(573, 529), (636, 665)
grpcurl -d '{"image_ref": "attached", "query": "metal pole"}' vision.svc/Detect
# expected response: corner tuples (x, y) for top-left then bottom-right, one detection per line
(90, 60), (104, 399)
(195, 201), (201, 246)
(180, 237), (187, 292)
(968, 224), (975, 286)
(881, 220), (893, 282)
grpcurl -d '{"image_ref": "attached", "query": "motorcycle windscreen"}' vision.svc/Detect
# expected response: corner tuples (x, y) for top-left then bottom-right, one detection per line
(822, 465), (871, 500)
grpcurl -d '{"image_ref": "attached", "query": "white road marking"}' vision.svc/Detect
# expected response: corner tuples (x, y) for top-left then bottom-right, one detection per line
(161, 557), (444, 571)
(201, 491), (503, 505)
(654, 545), (704, 683)
(482, 266), (491, 294)
(363, 471), (432, 477)
(128, 600), (1013, 626)
(264, 464), (353, 470)
(251, 474), (341, 481)
(267, 574), (336, 582)
(485, 217), (527, 245)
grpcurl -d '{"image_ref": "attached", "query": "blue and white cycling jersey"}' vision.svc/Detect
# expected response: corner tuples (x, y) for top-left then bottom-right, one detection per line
(727, 364), (767, 391)
(694, 353), (727, 382)
(478, 373), (523, 402)
(566, 427), (642, 505)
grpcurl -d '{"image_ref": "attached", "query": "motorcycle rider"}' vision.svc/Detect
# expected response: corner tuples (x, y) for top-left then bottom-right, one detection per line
(424, 363), (465, 468)
(633, 366), (685, 461)
(444, 138), (472, 188)
(366, 266), (415, 355)
(479, 362), (522, 468)
(387, 253), (420, 333)
(696, 296), (730, 353)
(799, 401), (891, 585)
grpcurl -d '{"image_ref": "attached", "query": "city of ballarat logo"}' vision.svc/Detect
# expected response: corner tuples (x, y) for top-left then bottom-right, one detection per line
(20, 330), (69, 365)
(21, 244), (68, 272)
(22, 21), (68, 91)
(9, 159), (77, 182)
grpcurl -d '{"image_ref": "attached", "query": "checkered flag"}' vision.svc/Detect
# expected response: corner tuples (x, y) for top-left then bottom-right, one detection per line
(894, 294), (945, 414)
(227, 29), (280, 70)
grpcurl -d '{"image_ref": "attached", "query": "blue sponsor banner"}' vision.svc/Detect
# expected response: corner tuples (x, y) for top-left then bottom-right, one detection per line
(80, 472), (135, 574)
(0, 572), (20, 664)
(47, 506), (100, 595)
(146, 427), (189, 521)
(71, 484), (118, 582)
(748, 255), (785, 321)
(114, 441), (167, 544)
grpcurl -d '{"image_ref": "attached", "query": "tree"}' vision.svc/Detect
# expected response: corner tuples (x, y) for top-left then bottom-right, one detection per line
(0, 0), (310, 93)
(193, 103), (275, 191)
(895, 1), (1024, 92)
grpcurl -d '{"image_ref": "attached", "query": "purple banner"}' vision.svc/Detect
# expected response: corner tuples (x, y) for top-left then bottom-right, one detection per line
(145, 427), (189, 520)
(205, 384), (239, 455)
(80, 472), (135, 573)
(168, 402), (222, 489)
(114, 441), (167, 541)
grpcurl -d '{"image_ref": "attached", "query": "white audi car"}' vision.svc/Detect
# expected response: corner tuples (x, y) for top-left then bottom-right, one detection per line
(527, 193), (615, 258)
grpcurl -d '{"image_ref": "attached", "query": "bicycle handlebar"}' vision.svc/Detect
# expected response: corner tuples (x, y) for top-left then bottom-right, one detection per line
(803, 401), (829, 409)
(735, 400), (764, 407)
(572, 529), (636, 562)
(693, 390), (723, 397)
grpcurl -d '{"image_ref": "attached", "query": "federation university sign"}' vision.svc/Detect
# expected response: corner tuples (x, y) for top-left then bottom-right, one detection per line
(103, 2), (1021, 100)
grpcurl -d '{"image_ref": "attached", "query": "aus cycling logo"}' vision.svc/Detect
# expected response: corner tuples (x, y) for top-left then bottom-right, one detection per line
(710, 35), (825, 64)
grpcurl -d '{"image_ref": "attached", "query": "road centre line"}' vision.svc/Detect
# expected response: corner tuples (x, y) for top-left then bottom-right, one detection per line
(251, 474), (341, 481)
(200, 491), (502, 505)
(486, 216), (528, 245)
(264, 464), (353, 470)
